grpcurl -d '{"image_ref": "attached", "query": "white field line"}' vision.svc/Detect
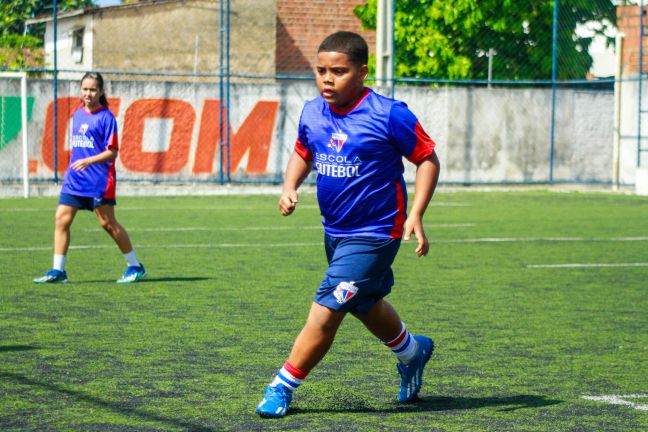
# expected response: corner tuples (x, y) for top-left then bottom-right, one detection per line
(0, 206), (308, 212)
(0, 243), (325, 252)
(581, 395), (648, 411)
(3, 234), (648, 253)
(527, 263), (648, 269)
(83, 226), (324, 232)
(431, 202), (472, 207)
(81, 223), (476, 232)
(0, 202), (471, 213)
(445, 236), (583, 243)
(445, 236), (648, 243)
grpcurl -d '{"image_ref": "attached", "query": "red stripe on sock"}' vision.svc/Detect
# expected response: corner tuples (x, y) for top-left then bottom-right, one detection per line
(384, 328), (407, 348)
(284, 361), (309, 380)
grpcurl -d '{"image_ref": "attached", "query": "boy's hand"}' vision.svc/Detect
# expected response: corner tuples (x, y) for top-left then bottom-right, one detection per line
(279, 190), (299, 216)
(403, 216), (429, 257)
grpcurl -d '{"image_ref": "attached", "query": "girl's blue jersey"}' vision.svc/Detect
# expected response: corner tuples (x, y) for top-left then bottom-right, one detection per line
(295, 88), (436, 238)
(61, 106), (119, 199)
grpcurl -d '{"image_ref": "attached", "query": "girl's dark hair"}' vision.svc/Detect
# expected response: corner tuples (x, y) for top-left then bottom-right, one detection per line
(81, 72), (108, 106)
(318, 31), (368, 67)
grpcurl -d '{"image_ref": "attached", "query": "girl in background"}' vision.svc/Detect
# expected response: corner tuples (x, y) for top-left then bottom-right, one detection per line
(34, 72), (146, 284)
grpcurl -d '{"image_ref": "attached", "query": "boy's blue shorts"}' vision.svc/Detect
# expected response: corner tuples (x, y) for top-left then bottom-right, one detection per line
(314, 233), (401, 315)
(59, 192), (116, 211)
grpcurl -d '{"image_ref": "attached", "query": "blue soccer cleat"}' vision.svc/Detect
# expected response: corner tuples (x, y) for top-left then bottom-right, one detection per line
(396, 335), (434, 402)
(256, 383), (293, 418)
(116, 264), (147, 284)
(33, 269), (68, 284)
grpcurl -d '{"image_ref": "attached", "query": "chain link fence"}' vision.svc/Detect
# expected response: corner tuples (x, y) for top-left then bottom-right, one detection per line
(0, 0), (642, 192)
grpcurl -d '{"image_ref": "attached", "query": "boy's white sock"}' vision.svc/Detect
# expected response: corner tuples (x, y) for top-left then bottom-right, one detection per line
(383, 322), (419, 364)
(270, 362), (308, 391)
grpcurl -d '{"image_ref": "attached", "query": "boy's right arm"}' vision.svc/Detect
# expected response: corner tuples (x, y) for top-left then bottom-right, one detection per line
(279, 151), (313, 216)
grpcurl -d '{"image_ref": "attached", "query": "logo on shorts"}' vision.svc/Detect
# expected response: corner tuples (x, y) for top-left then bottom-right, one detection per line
(333, 281), (357, 304)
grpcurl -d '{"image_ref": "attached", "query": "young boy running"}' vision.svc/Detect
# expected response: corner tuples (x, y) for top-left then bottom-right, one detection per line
(256, 31), (441, 418)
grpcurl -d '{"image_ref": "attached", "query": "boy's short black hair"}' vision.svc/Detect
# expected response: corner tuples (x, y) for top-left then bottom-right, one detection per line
(318, 31), (368, 67)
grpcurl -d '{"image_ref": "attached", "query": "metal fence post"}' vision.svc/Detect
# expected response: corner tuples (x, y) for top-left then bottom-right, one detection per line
(53, 0), (58, 184)
(226, 0), (231, 183)
(219, 0), (224, 184)
(549, 0), (559, 183)
(613, 33), (625, 190)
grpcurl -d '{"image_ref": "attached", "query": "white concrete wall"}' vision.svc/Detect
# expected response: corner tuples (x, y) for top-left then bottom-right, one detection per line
(0, 77), (620, 186)
(617, 78), (647, 185)
(397, 85), (616, 184)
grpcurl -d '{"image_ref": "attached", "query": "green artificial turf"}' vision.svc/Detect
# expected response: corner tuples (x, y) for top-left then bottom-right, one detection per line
(0, 190), (647, 431)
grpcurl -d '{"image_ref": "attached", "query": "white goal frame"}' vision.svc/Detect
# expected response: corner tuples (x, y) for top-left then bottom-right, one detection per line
(1, 72), (29, 198)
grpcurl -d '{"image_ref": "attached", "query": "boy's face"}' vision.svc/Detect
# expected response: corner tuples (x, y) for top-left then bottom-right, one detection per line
(316, 51), (368, 110)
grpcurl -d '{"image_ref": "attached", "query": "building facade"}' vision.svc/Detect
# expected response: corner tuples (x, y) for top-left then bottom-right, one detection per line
(33, 0), (276, 80)
(617, 4), (644, 77)
(32, 0), (374, 79)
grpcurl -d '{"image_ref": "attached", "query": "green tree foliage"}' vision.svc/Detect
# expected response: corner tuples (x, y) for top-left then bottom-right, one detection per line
(0, 0), (95, 68)
(354, 0), (617, 80)
(0, 0), (96, 36)
(0, 34), (43, 68)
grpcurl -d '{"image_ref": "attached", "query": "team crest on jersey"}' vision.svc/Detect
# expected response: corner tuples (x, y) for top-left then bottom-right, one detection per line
(328, 131), (348, 153)
(333, 281), (358, 304)
(79, 123), (89, 134)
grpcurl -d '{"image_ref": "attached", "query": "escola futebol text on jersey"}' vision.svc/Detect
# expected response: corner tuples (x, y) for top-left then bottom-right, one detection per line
(71, 134), (96, 149)
(71, 123), (96, 148)
(315, 152), (362, 178)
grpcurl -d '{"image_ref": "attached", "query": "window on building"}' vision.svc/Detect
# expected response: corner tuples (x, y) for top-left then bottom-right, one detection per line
(71, 27), (84, 63)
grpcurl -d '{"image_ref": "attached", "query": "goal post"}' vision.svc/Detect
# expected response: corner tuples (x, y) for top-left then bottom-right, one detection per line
(0, 72), (29, 198)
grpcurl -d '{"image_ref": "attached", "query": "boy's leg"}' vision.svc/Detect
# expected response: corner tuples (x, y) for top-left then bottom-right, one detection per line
(287, 302), (346, 371)
(257, 302), (345, 418)
(257, 235), (398, 417)
(354, 299), (434, 402)
(94, 205), (146, 283)
(354, 299), (420, 364)
(352, 298), (402, 341)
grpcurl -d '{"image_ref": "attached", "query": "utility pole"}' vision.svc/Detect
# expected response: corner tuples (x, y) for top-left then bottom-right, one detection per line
(376, 0), (394, 96)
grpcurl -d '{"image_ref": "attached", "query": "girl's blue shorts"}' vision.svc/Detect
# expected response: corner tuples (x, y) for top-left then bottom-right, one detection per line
(59, 192), (116, 211)
(314, 233), (401, 315)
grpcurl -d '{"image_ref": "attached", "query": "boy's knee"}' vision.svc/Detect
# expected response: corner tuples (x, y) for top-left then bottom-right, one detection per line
(308, 304), (345, 333)
(315, 319), (340, 334)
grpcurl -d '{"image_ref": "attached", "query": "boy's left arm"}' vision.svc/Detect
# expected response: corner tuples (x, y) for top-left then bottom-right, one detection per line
(404, 151), (441, 257)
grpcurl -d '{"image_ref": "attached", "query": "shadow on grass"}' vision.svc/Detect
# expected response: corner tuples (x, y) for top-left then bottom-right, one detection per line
(0, 345), (39, 353)
(0, 371), (219, 432)
(421, 395), (562, 412)
(290, 394), (563, 415)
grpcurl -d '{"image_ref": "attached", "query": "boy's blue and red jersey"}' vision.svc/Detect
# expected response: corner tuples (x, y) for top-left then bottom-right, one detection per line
(61, 106), (119, 199)
(295, 88), (436, 238)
